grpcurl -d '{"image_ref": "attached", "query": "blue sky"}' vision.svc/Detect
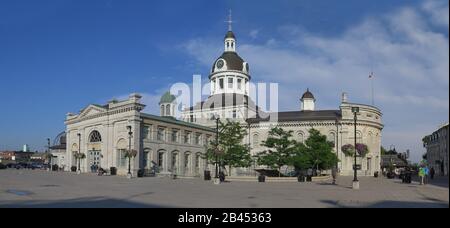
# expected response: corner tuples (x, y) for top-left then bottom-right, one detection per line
(0, 0), (448, 162)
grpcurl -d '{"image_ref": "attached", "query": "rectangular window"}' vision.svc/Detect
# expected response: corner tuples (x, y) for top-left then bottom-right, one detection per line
(157, 128), (165, 141)
(143, 126), (151, 140)
(228, 78), (233, 89)
(219, 78), (224, 89)
(184, 131), (191, 144)
(171, 130), (178, 142)
(237, 79), (242, 89)
(195, 133), (201, 145)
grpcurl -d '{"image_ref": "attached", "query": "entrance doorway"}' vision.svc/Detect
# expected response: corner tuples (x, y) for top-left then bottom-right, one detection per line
(89, 150), (101, 173)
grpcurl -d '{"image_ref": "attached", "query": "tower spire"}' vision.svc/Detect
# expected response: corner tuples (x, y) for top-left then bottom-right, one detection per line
(226, 9), (233, 31)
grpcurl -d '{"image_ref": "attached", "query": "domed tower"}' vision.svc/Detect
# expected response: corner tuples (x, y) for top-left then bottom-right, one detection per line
(209, 12), (250, 96)
(159, 91), (176, 117)
(301, 89), (316, 111)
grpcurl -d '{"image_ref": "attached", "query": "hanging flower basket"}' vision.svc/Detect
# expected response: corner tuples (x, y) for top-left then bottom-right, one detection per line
(124, 149), (138, 158)
(74, 152), (86, 159)
(341, 144), (369, 157)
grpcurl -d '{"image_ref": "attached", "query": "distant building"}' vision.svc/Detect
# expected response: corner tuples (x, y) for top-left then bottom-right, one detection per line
(49, 132), (67, 169)
(0, 151), (34, 164)
(23, 144), (30, 152)
(423, 123), (449, 176)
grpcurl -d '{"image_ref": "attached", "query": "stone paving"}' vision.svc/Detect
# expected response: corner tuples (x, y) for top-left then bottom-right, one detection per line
(0, 169), (448, 208)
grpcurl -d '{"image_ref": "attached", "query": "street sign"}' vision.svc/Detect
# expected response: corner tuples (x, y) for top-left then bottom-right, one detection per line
(353, 164), (362, 170)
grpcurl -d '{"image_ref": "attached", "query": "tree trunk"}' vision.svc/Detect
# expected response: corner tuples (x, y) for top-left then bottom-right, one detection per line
(229, 165), (232, 176)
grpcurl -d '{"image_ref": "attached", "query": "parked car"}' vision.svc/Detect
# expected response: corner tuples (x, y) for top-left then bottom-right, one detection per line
(0, 163), (7, 169)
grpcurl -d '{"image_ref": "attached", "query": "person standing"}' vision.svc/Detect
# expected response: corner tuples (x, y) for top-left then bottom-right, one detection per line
(430, 167), (435, 180)
(331, 167), (338, 185)
(424, 166), (430, 185)
(419, 167), (425, 185)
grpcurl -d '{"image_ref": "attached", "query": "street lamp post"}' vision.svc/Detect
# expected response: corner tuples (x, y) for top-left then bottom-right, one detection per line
(215, 116), (220, 179)
(77, 133), (81, 174)
(127, 126), (133, 179)
(352, 107), (360, 190)
(47, 138), (51, 172)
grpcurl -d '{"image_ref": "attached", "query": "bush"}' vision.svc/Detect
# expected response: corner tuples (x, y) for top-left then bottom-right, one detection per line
(71, 166), (77, 172)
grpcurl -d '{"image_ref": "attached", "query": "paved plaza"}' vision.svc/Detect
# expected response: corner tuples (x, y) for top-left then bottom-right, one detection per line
(0, 169), (448, 208)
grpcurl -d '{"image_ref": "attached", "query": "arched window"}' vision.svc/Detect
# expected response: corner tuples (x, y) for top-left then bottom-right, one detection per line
(157, 150), (165, 170)
(328, 132), (336, 147)
(253, 134), (259, 147)
(356, 131), (362, 143)
(89, 131), (102, 143)
(116, 139), (127, 167)
(166, 104), (171, 116)
(298, 132), (304, 143)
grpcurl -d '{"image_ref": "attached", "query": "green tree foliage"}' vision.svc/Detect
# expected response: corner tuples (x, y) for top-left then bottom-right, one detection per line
(205, 120), (252, 175)
(256, 127), (296, 176)
(294, 129), (339, 172)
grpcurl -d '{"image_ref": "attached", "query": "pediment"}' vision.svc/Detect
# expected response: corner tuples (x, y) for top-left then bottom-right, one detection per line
(78, 105), (107, 118)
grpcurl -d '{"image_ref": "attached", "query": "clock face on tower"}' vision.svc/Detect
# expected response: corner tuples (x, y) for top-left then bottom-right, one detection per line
(216, 60), (224, 69)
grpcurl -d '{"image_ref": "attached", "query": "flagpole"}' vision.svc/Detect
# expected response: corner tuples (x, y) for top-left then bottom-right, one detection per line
(370, 72), (374, 106)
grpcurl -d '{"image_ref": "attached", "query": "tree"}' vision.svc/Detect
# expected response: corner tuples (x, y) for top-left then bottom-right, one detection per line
(205, 120), (252, 176)
(299, 129), (339, 173)
(381, 146), (388, 155)
(256, 127), (296, 177)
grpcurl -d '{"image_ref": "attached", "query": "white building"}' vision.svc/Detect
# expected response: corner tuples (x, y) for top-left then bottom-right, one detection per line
(181, 26), (384, 176)
(64, 94), (214, 177)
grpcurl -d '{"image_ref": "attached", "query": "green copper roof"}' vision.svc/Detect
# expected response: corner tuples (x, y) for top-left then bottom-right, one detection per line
(159, 91), (176, 104)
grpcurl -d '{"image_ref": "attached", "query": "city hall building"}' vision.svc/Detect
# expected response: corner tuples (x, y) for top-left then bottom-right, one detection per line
(63, 25), (383, 177)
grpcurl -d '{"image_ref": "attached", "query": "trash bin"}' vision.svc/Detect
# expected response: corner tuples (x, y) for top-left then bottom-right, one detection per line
(306, 175), (312, 182)
(204, 170), (211, 181)
(110, 167), (117, 176)
(258, 175), (266, 182)
(137, 169), (144, 178)
(374, 171), (379, 178)
(298, 175), (306, 182)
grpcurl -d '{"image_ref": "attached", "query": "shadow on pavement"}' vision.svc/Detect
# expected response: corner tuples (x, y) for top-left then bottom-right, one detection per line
(0, 197), (169, 208)
(321, 199), (449, 208)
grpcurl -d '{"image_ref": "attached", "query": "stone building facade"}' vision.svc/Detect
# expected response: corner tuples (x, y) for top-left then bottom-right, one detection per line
(65, 94), (214, 177)
(423, 123), (449, 176)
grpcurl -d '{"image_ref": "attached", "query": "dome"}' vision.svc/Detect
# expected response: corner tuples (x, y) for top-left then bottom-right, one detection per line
(159, 91), (176, 104)
(301, 89), (315, 100)
(53, 131), (66, 146)
(225, 31), (236, 40)
(212, 52), (245, 72)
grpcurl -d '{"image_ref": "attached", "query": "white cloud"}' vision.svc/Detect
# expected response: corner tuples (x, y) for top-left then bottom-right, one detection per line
(422, 0), (449, 27)
(180, 2), (449, 162)
(249, 29), (259, 39)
